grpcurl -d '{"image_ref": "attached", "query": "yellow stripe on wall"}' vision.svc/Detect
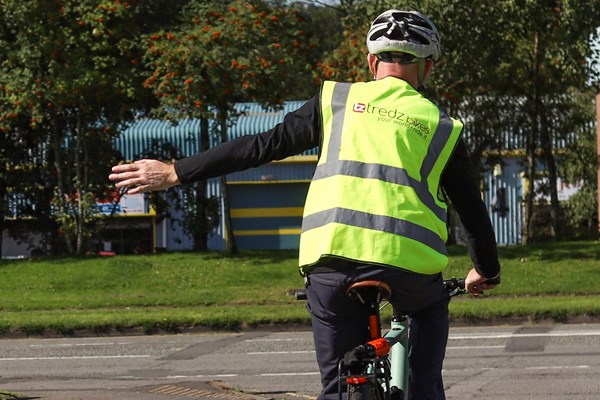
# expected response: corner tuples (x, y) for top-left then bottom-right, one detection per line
(227, 180), (311, 185)
(271, 155), (318, 163)
(230, 207), (304, 218)
(233, 228), (302, 236)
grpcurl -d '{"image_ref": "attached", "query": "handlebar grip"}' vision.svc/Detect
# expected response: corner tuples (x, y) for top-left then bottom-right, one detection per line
(295, 290), (308, 301)
(483, 276), (501, 286)
(443, 276), (501, 296)
(459, 276), (501, 289)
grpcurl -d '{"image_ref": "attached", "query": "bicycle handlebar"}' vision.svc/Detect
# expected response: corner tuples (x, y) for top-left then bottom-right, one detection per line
(295, 290), (308, 301)
(295, 276), (500, 301)
(443, 276), (501, 297)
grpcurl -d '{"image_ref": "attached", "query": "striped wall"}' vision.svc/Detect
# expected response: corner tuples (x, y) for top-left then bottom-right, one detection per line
(114, 101), (317, 160)
(117, 102), (318, 251)
(481, 158), (524, 245)
(229, 182), (309, 249)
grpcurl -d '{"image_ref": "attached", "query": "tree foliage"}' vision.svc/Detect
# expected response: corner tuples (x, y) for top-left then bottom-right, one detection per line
(311, 0), (600, 242)
(1, 0), (598, 256)
(143, 0), (316, 118)
(0, 0), (182, 255)
(142, 0), (317, 253)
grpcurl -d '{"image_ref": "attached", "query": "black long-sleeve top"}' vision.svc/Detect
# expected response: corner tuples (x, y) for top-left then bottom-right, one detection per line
(175, 93), (501, 278)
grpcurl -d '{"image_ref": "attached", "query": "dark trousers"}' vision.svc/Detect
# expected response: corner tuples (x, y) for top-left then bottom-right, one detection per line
(306, 266), (450, 400)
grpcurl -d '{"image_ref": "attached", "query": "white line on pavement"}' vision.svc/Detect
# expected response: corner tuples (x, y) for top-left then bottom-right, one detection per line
(247, 351), (316, 355)
(446, 345), (505, 350)
(260, 372), (321, 376)
(449, 331), (600, 340)
(525, 365), (590, 370)
(0, 355), (151, 361)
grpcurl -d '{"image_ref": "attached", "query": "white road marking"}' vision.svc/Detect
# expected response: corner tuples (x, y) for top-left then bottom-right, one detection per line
(247, 345), (504, 355)
(28, 342), (133, 348)
(260, 372), (320, 376)
(449, 331), (600, 340)
(446, 345), (505, 350)
(166, 374), (239, 379)
(0, 355), (151, 361)
(525, 365), (590, 370)
(247, 350), (316, 355)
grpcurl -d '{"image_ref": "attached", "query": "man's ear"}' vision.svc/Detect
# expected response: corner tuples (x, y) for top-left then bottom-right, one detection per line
(367, 53), (377, 76)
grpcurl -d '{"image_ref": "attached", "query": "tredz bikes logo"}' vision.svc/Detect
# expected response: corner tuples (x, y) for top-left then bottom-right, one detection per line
(353, 103), (366, 113)
(351, 101), (430, 139)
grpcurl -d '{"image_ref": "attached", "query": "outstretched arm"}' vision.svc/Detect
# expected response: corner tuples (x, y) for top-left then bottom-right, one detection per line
(109, 96), (321, 193)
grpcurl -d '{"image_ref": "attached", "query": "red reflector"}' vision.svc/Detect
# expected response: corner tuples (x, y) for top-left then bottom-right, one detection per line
(368, 337), (391, 357)
(347, 376), (368, 385)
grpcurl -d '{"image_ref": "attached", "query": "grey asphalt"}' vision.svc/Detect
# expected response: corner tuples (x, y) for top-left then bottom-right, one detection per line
(10, 380), (268, 400)
(3, 323), (600, 400)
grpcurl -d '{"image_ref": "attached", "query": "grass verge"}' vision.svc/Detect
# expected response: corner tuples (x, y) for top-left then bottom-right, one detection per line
(0, 391), (24, 400)
(1, 241), (599, 336)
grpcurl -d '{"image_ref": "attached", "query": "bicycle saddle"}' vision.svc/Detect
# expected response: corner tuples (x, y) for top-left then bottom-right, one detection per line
(346, 280), (392, 303)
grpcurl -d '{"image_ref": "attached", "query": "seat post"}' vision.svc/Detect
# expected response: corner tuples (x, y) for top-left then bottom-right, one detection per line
(346, 280), (392, 339)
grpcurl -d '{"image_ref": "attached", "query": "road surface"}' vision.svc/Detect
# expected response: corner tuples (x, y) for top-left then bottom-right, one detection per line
(1, 323), (600, 399)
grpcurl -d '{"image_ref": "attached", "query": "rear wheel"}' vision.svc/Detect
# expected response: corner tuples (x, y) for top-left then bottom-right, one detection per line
(348, 381), (383, 400)
(389, 386), (404, 400)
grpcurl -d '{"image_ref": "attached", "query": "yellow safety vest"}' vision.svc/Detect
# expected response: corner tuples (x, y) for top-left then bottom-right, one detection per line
(299, 78), (463, 275)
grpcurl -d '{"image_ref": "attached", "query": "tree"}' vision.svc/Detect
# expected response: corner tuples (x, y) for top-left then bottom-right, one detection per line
(0, 118), (49, 256)
(559, 88), (598, 238)
(487, 0), (600, 242)
(133, 138), (222, 249)
(142, 0), (316, 253)
(0, 0), (183, 255)
(307, 0), (600, 243)
(313, 0), (518, 170)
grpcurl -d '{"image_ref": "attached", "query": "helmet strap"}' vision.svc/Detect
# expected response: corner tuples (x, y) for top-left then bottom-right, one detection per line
(417, 60), (428, 90)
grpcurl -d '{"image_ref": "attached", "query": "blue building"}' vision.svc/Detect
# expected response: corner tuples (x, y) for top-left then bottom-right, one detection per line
(114, 101), (315, 251)
(113, 100), (532, 251)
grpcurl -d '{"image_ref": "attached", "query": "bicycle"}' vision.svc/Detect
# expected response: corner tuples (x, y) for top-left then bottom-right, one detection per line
(296, 276), (500, 400)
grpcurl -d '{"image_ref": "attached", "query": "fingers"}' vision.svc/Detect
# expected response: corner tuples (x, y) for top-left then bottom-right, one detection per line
(108, 160), (179, 193)
(111, 162), (141, 174)
(122, 185), (146, 195)
(109, 171), (142, 189)
(465, 268), (499, 298)
(465, 268), (492, 297)
(109, 162), (146, 193)
(479, 281), (498, 291)
(464, 268), (483, 293)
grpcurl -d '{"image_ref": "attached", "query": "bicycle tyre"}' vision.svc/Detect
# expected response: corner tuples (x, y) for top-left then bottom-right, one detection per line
(348, 381), (383, 400)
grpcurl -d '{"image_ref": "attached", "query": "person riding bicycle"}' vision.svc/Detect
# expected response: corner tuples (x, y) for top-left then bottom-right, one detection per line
(110, 9), (500, 400)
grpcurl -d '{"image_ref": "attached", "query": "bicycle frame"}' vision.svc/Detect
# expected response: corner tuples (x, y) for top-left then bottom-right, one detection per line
(340, 306), (410, 400)
(337, 300), (411, 400)
(386, 314), (410, 399)
(304, 276), (499, 400)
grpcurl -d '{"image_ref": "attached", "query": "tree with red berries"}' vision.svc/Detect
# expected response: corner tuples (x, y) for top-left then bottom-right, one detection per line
(143, 0), (316, 253)
(0, 0), (183, 255)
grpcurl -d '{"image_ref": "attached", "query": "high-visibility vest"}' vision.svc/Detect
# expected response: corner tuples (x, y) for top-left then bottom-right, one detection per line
(299, 78), (463, 275)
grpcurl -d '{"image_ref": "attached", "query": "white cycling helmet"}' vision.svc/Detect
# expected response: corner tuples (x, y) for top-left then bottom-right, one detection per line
(366, 10), (441, 63)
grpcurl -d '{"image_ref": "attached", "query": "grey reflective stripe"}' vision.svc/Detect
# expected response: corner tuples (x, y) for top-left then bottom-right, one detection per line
(302, 207), (448, 256)
(420, 110), (455, 179)
(326, 83), (352, 163)
(312, 160), (446, 222)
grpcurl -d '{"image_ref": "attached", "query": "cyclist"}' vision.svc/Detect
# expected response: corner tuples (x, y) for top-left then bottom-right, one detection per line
(110, 9), (500, 400)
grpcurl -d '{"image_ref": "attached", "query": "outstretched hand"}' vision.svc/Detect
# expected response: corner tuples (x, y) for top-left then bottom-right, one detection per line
(109, 159), (180, 194)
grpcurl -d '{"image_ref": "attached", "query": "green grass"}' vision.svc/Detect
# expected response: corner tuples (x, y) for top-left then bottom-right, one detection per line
(0, 390), (24, 400)
(1, 241), (600, 335)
